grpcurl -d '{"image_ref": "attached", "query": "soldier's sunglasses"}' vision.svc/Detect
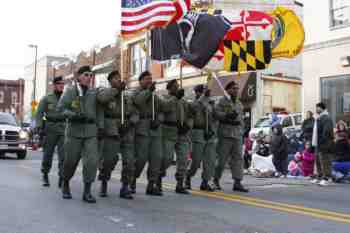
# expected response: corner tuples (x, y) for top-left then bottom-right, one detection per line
(83, 72), (93, 77)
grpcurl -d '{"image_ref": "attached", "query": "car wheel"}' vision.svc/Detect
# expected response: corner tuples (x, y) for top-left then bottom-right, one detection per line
(17, 151), (27, 160)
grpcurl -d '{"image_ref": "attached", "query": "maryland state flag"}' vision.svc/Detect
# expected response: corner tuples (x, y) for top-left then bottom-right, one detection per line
(223, 40), (272, 72)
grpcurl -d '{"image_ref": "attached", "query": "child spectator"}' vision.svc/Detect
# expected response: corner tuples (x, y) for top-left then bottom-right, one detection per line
(271, 124), (289, 177)
(295, 141), (315, 177)
(243, 135), (253, 171)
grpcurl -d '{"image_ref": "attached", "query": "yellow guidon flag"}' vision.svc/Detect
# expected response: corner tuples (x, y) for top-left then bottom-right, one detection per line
(224, 40), (272, 72)
(270, 7), (305, 59)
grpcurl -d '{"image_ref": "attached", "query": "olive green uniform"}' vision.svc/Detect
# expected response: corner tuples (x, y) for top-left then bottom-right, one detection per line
(57, 84), (102, 183)
(120, 94), (139, 185)
(96, 87), (123, 182)
(214, 96), (244, 181)
(36, 93), (66, 178)
(187, 96), (217, 182)
(133, 88), (163, 183)
(161, 94), (193, 181)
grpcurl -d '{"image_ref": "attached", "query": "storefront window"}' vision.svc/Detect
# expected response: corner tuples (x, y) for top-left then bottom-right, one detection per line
(321, 75), (350, 126)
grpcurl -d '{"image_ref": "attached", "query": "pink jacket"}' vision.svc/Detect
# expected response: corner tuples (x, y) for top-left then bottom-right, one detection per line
(299, 150), (315, 177)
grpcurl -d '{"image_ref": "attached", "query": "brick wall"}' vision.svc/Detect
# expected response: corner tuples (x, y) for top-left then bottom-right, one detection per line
(0, 79), (25, 121)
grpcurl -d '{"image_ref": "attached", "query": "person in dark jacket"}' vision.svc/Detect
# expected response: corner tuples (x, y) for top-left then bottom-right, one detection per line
(334, 120), (349, 161)
(302, 111), (315, 142)
(332, 120), (350, 182)
(271, 124), (289, 177)
(311, 102), (335, 186)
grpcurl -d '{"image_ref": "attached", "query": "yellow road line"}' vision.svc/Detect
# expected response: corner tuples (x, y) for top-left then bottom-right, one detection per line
(20, 165), (349, 224)
(162, 183), (350, 224)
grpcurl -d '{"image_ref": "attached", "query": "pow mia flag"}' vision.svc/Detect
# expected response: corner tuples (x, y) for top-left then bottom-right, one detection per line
(151, 12), (231, 69)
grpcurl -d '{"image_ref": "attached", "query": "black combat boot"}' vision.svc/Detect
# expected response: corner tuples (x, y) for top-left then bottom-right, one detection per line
(82, 183), (96, 203)
(184, 176), (192, 190)
(175, 178), (190, 194)
(200, 180), (214, 192)
(233, 179), (249, 193)
(42, 173), (50, 187)
(120, 183), (133, 199)
(146, 181), (163, 196)
(213, 178), (222, 190)
(130, 178), (136, 194)
(62, 180), (72, 199)
(99, 180), (108, 197)
(58, 177), (63, 189)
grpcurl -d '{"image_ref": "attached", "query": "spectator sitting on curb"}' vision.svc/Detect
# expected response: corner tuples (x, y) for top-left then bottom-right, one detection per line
(332, 120), (350, 183)
(295, 141), (315, 177)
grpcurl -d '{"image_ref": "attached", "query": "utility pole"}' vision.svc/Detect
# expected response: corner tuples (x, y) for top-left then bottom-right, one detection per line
(28, 44), (38, 123)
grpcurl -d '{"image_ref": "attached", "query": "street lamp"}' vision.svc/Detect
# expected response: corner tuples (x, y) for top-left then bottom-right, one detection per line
(28, 44), (38, 124)
(28, 44), (38, 102)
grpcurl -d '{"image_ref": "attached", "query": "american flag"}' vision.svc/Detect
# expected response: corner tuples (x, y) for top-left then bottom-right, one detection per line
(121, 0), (190, 36)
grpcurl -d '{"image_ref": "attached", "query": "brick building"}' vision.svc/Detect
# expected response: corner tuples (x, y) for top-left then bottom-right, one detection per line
(0, 79), (25, 121)
(54, 42), (121, 88)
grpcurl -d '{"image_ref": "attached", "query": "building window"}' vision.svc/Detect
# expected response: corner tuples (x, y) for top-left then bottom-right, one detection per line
(330, 0), (350, 28)
(0, 91), (4, 103)
(11, 92), (18, 105)
(130, 42), (147, 78)
(321, 75), (350, 125)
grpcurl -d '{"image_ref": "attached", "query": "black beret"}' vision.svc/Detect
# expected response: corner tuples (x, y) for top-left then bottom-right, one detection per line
(53, 76), (63, 84)
(225, 81), (238, 90)
(138, 71), (151, 81)
(193, 84), (204, 93)
(107, 70), (120, 81)
(166, 79), (177, 90)
(316, 102), (326, 110)
(77, 65), (92, 75)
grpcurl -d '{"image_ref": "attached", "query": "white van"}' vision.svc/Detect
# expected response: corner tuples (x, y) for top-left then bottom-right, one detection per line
(249, 113), (302, 137)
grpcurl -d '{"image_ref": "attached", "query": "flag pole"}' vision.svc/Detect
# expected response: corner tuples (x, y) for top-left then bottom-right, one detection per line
(120, 37), (125, 125)
(205, 69), (230, 99)
(145, 31), (155, 121)
(179, 61), (183, 88)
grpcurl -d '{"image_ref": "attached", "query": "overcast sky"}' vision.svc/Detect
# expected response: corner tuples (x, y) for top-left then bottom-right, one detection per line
(0, 0), (121, 80)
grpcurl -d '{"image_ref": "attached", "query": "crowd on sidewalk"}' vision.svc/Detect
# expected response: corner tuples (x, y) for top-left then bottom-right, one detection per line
(243, 103), (350, 186)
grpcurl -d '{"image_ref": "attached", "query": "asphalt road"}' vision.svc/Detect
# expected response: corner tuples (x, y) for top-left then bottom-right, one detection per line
(0, 150), (349, 233)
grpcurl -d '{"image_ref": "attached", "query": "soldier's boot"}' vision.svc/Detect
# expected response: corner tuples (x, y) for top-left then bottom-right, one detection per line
(130, 178), (136, 194)
(200, 180), (215, 192)
(156, 176), (163, 193)
(99, 180), (108, 198)
(146, 181), (163, 196)
(175, 179), (190, 195)
(233, 179), (249, 193)
(62, 180), (72, 199)
(120, 183), (133, 200)
(184, 176), (192, 190)
(42, 173), (50, 187)
(58, 177), (63, 189)
(82, 183), (97, 203)
(213, 178), (222, 190)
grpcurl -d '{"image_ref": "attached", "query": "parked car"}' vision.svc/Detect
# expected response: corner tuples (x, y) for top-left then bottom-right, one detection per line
(0, 112), (29, 159)
(250, 113), (302, 137)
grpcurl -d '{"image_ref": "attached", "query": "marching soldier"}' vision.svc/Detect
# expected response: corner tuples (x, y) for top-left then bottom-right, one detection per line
(132, 71), (163, 196)
(213, 81), (249, 193)
(57, 66), (102, 203)
(185, 85), (216, 191)
(161, 79), (193, 194)
(36, 76), (66, 188)
(96, 70), (136, 199)
(120, 93), (139, 198)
